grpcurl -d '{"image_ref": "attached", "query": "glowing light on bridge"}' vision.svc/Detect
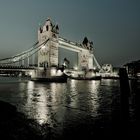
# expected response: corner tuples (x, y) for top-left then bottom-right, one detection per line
(74, 66), (78, 70)
(51, 68), (57, 76)
(56, 70), (63, 76)
(29, 72), (32, 76)
(42, 45), (46, 50)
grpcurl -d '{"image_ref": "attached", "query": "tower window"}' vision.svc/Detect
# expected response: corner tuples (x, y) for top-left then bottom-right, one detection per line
(46, 25), (49, 31)
(40, 27), (43, 33)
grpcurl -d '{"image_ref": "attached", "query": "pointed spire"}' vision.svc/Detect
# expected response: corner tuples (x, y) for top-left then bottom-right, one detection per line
(82, 37), (88, 46)
(56, 24), (59, 30)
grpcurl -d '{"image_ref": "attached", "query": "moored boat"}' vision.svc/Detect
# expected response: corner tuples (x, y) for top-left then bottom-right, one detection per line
(31, 74), (67, 83)
(68, 75), (101, 80)
(30, 67), (67, 83)
(102, 76), (119, 80)
(65, 69), (101, 80)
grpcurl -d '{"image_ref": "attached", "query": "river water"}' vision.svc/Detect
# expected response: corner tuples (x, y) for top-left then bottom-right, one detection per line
(0, 78), (121, 138)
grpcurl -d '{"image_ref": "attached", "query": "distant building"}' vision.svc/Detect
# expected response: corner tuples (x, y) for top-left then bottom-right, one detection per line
(124, 60), (140, 78)
(99, 64), (119, 78)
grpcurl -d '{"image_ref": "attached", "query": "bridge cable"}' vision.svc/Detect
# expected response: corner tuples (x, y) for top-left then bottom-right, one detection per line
(0, 39), (49, 64)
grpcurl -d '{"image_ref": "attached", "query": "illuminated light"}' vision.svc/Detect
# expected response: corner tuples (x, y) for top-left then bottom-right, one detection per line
(50, 83), (57, 100)
(27, 81), (34, 89)
(74, 66), (78, 70)
(71, 73), (75, 77)
(26, 81), (35, 105)
(36, 93), (48, 125)
(42, 45), (46, 49)
(93, 67), (96, 70)
(71, 79), (76, 84)
(63, 62), (66, 67)
(56, 70), (63, 76)
(19, 73), (22, 76)
(88, 80), (100, 116)
(29, 72), (32, 76)
(91, 80), (96, 86)
(51, 68), (56, 76)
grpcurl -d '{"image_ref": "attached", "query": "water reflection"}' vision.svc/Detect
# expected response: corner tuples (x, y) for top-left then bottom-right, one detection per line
(50, 83), (63, 105)
(25, 82), (67, 125)
(0, 77), (120, 134)
(88, 81), (100, 117)
(20, 80), (101, 126)
(26, 81), (48, 124)
(67, 79), (78, 107)
(0, 78), (121, 137)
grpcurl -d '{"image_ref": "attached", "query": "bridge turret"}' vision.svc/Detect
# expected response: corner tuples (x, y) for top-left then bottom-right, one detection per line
(80, 37), (95, 69)
(37, 18), (59, 68)
(38, 18), (53, 44)
(82, 37), (93, 50)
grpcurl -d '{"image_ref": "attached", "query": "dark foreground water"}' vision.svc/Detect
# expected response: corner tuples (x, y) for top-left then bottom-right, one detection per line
(0, 78), (121, 138)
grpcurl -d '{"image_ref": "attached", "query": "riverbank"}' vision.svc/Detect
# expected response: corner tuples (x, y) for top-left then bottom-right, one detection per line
(0, 100), (113, 139)
(0, 100), (43, 140)
(1, 100), (138, 140)
(0, 102), (139, 140)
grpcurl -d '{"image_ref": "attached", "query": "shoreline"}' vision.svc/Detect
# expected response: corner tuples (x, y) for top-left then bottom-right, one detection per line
(0, 100), (43, 140)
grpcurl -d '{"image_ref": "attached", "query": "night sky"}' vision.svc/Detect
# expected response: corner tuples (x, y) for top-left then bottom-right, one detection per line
(0, 0), (139, 67)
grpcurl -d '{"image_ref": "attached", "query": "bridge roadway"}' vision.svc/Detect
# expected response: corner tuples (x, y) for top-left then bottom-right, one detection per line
(0, 65), (36, 77)
(0, 65), (35, 71)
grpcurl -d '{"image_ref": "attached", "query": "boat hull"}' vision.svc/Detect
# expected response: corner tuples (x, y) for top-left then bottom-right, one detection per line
(102, 76), (119, 80)
(31, 75), (67, 83)
(68, 76), (101, 80)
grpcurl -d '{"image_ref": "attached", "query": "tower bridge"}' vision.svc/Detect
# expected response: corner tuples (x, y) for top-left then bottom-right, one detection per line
(0, 18), (102, 78)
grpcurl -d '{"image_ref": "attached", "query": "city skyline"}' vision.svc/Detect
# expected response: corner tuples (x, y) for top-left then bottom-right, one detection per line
(0, 0), (140, 67)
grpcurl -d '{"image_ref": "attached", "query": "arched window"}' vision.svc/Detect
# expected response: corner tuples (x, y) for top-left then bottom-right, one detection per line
(40, 27), (43, 33)
(46, 25), (49, 31)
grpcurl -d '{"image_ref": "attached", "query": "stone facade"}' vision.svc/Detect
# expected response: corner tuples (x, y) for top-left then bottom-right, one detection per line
(37, 18), (95, 70)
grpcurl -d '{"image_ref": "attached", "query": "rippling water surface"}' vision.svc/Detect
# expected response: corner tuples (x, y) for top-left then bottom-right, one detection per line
(0, 78), (120, 137)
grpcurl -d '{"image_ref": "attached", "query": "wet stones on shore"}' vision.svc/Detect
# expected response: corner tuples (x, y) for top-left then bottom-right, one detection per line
(0, 100), (43, 140)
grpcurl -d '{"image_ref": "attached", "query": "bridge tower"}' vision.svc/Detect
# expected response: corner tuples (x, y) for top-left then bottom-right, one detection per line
(80, 37), (95, 70)
(37, 18), (59, 68)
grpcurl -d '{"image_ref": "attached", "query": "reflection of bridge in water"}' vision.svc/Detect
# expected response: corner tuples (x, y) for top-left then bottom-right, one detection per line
(0, 18), (114, 80)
